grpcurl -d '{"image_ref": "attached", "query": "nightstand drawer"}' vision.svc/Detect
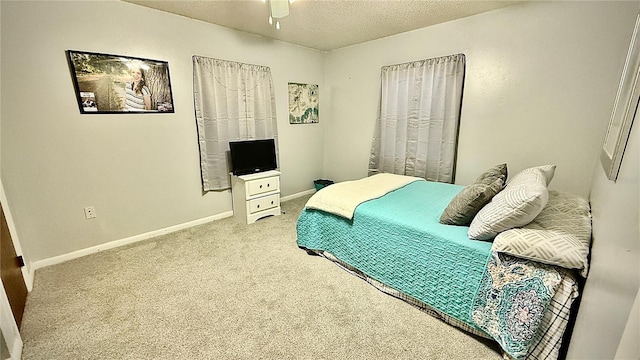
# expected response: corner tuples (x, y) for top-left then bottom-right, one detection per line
(231, 170), (281, 224)
(247, 176), (279, 197)
(248, 193), (280, 214)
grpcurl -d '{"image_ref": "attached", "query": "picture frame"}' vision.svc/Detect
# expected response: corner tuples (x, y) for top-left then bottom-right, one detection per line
(601, 14), (640, 181)
(66, 50), (175, 114)
(288, 83), (319, 124)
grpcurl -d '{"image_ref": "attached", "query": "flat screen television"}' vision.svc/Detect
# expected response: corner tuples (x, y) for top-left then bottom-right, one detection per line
(229, 139), (278, 176)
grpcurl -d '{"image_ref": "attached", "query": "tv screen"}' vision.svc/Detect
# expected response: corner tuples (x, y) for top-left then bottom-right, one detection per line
(229, 139), (278, 176)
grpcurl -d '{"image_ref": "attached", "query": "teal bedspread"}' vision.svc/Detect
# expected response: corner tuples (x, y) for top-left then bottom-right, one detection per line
(296, 180), (493, 327)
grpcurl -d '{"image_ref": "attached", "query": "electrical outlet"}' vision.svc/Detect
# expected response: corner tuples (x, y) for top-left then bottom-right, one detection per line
(84, 206), (96, 219)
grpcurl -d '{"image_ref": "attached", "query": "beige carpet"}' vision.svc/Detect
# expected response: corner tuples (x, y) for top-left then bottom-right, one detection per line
(20, 196), (503, 359)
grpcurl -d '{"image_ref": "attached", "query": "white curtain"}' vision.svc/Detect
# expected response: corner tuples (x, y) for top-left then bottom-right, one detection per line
(369, 54), (465, 183)
(193, 56), (279, 191)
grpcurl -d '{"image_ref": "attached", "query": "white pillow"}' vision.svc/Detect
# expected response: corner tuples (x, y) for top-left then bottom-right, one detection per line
(508, 164), (556, 186)
(468, 165), (555, 240)
(492, 190), (592, 276)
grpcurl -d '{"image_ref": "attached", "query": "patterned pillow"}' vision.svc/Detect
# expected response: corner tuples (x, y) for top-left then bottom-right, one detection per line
(492, 191), (592, 276)
(540, 190), (590, 216)
(439, 164), (507, 226)
(468, 166), (555, 240)
(508, 164), (556, 186)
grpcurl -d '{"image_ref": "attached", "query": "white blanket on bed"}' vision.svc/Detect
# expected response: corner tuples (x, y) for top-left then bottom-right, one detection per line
(305, 173), (424, 219)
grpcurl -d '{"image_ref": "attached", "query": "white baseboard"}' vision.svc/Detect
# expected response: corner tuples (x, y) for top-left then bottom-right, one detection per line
(281, 188), (315, 202)
(31, 188), (315, 272)
(32, 211), (233, 271)
(23, 268), (34, 292)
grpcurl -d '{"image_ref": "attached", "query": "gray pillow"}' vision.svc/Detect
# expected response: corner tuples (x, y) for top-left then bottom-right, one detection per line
(439, 164), (507, 226)
(475, 163), (508, 185)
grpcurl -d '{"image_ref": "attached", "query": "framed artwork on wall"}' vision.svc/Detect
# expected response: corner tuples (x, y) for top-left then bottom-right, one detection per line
(288, 82), (319, 124)
(66, 50), (175, 114)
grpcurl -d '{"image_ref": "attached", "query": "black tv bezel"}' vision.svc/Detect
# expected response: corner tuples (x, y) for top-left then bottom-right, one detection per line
(229, 139), (278, 176)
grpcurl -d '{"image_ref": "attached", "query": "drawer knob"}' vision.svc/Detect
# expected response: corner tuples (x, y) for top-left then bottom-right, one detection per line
(271, 201), (274, 205)
(267, 183), (270, 187)
(260, 185), (263, 188)
(257, 204), (260, 208)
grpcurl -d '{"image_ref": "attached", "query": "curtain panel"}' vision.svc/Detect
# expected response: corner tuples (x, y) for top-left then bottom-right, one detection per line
(193, 56), (279, 191)
(369, 54), (465, 183)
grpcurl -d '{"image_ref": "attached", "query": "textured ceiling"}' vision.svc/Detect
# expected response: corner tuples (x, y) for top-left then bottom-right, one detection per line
(122, 0), (522, 51)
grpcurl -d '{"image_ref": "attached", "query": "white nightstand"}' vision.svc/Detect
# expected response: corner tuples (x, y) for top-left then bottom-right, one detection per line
(231, 170), (281, 224)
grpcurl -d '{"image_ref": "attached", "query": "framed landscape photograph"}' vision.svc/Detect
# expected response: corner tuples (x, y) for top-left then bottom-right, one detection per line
(66, 50), (175, 114)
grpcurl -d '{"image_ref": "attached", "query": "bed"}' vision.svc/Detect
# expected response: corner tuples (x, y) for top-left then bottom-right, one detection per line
(296, 166), (592, 360)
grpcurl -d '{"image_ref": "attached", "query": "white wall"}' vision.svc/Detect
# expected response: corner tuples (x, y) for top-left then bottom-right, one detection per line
(323, 1), (638, 198)
(0, 0), (325, 263)
(1, 0), (639, 358)
(567, 121), (639, 358)
(615, 287), (639, 359)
